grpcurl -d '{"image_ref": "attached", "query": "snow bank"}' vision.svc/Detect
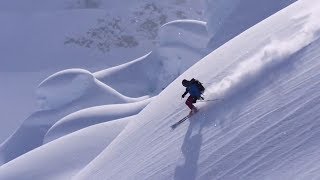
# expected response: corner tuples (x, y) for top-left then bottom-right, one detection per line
(158, 20), (208, 49)
(95, 19), (210, 97)
(36, 69), (94, 110)
(153, 20), (209, 91)
(94, 53), (160, 97)
(0, 118), (130, 180)
(0, 68), (147, 165)
(37, 68), (146, 110)
(44, 98), (152, 143)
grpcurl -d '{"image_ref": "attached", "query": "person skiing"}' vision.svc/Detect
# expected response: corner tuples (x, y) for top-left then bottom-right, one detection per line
(181, 78), (205, 114)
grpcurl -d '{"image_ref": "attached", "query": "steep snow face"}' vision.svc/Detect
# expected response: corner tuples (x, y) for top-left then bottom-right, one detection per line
(71, 1), (320, 179)
(205, 0), (296, 49)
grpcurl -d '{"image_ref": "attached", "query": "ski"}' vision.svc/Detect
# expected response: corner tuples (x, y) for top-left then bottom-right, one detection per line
(170, 114), (191, 129)
(198, 99), (221, 103)
(171, 110), (198, 129)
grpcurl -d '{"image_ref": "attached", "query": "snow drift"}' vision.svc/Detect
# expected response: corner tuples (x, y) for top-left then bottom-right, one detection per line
(0, 118), (131, 180)
(0, 0), (205, 143)
(94, 19), (209, 97)
(44, 99), (152, 143)
(0, 68), (147, 165)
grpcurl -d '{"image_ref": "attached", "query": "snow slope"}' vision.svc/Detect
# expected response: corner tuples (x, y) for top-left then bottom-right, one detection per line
(0, 0), (205, 143)
(94, 20), (209, 97)
(0, 16), (209, 165)
(0, 118), (131, 180)
(70, 1), (320, 179)
(0, 68), (148, 165)
(44, 99), (151, 143)
(1, 0), (319, 180)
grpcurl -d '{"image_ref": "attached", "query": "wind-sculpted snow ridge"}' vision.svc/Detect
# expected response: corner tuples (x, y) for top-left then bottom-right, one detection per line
(0, 69), (148, 166)
(36, 69), (94, 110)
(44, 98), (152, 143)
(0, 117), (131, 180)
(158, 20), (208, 49)
(36, 69), (146, 110)
(94, 20), (209, 97)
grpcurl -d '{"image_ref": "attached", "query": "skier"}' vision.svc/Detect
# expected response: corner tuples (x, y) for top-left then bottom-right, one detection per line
(181, 78), (205, 114)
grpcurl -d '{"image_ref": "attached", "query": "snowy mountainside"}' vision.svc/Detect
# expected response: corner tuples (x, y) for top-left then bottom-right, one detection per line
(0, 0), (205, 143)
(0, 68), (149, 165)
(0, 118), (132, 180)
(0, 18), (209, 166)
(71, 1), (320, 179)
(0, 0), (320, 180)
(43, 99), (152, 143)
(94, 20), (208, 97)
(1, 0), (319, 180)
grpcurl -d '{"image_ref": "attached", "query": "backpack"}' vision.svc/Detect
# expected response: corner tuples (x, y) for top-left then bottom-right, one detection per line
(191, 78), (205, 93)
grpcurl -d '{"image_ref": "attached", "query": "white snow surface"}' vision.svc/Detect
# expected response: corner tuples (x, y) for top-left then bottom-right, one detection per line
(0, 14), (208, 167)
(44, 98), (152, 143)
(0, 0), (205, 143)
(72, 1), (320, 179)
(0, 68), (148, 165)
(94, 20), (209, 97)
(0, 118), (131, 180)
(1, 0), (320, 180)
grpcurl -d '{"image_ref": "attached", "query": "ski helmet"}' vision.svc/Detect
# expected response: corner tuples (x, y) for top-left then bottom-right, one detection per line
(182, 79), (188, 87)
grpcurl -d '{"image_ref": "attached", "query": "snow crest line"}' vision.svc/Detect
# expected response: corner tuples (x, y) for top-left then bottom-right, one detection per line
(206, 12), (320, 100)
(36, 69), (94, 110)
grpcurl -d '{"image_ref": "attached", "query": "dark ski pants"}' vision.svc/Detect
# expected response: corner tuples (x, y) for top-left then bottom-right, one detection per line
(186, 96), (197, 110)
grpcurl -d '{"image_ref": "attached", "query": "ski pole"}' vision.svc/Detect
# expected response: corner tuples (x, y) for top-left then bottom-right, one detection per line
(198, 99), (221, 102)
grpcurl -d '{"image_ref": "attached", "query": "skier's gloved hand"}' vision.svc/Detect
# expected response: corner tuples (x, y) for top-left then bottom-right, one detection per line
(182, 94), (185, 98)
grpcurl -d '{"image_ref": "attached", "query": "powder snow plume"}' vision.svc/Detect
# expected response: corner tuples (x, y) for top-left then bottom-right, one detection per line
(206, 10), (320, 101)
